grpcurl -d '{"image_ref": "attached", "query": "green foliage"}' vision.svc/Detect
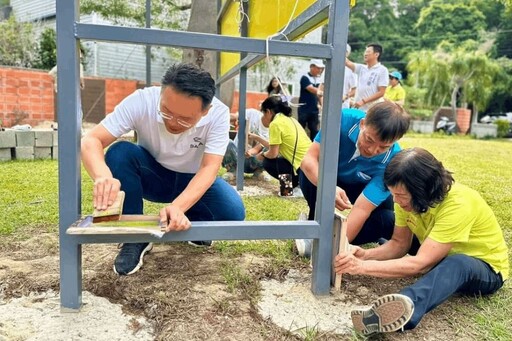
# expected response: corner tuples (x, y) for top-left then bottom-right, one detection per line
(33, 28), (57, 70)
(415, 3), (486, 49)
(80, 0), (189, 30)
(0, 16), (37, 67)
(495, 119), (511, 137)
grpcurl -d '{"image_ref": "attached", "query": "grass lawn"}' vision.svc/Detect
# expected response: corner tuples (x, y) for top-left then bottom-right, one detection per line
(0, 133), (511, 339)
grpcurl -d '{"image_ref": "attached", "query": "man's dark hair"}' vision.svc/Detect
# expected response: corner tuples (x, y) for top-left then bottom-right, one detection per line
(384, 148), (454, 213)
(261, 95), (292, 117)
(364, 101), (410, 143)
(161, 63), (215, 110)
(367, 43), (383, 61)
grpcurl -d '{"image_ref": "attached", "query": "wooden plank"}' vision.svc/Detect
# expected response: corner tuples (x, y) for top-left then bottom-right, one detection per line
(332, 211), (348, 290)
(67, 214), (165, 237)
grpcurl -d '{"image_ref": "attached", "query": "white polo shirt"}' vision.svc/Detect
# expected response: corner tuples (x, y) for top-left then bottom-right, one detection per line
(233, 108), (269, 146)
(354, 62), (389, 112)
(342, 66), (357, 109)
(101, 86), (230, 173)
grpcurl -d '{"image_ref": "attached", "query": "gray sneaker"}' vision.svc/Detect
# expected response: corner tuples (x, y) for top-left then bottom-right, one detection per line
(351, 294), (414, 337)
(295, 239), (312, 259)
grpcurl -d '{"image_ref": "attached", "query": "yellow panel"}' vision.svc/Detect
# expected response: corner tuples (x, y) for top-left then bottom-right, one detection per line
(219, 0), (356, 75)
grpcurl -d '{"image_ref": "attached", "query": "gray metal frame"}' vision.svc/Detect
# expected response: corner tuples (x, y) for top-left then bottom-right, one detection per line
(56, 0), (349, 310)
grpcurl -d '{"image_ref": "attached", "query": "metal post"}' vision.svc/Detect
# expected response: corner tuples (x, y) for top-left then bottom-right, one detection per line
(56, 0), (83, 310)
(145, 0), (152, 86)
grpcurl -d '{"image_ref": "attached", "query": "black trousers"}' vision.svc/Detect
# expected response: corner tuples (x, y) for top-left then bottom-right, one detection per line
(263, 156), (300, 188)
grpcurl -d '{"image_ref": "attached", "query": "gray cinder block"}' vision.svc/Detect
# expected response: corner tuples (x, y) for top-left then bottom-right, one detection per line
(15, 131), (35, 147)
(0, 131), (16, 148)
(15, 146), (34, 160)
(34, 147), (52, 159)
(35, 131), (54, 147)
(0, 148), (12, 161)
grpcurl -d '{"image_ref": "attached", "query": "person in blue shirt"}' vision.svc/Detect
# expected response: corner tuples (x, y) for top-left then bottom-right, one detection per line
(296, 102), (411, 256)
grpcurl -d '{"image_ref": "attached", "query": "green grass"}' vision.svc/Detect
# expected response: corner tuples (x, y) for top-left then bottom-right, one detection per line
(0, 134), (511, 339)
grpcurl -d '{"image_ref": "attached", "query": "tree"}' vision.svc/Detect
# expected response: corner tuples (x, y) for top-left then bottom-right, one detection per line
(80, 0), (190, 30)
(0, 16), (37, 67)
(407, 43), (502, 124)
(415, 3), (486, 49)
(33, 28), (57, 70)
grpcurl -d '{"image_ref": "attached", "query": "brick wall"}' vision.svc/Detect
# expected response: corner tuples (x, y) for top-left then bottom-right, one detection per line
(0, 67), (55, 127)
(0, 66), (147, 128)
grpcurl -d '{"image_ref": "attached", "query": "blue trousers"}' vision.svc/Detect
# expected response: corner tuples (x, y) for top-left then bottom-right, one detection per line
(299, 172), (394, 245)
(105, 141), (245, 221)
(400, 254), (504, 329)
(222, 140), (264, 174)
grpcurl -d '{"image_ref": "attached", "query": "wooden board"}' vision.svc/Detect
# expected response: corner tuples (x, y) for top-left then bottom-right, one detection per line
(67, 215), (166, 238)
(331, 211), (348, 290)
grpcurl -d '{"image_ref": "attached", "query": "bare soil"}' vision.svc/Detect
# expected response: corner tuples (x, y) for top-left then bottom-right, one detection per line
(0, 178), (479, 340)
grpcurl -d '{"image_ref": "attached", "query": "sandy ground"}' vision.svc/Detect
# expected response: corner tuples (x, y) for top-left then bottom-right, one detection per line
(0, 291), (153, 341)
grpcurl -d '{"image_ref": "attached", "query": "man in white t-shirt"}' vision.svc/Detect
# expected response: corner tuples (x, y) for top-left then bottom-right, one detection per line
(222, 108), (270, 181)
(346, 43), (389, 112)
(342, 44), (357, 109)
(81, 63), (245, 276)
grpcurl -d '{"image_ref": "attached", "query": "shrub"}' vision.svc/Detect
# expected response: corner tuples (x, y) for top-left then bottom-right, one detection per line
(495, 119), (511, 138)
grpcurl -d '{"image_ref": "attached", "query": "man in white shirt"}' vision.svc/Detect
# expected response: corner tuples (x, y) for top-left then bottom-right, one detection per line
(346, 43), (389, 112)
(81, 63), (245, 275)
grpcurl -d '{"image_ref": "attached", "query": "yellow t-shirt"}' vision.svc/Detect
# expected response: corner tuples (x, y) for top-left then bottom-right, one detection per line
(268, 113), (311, 171)
(395, 183), (509, 280)
(384, 84), (406, 102)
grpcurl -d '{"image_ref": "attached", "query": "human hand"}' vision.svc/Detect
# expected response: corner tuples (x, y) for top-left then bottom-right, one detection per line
(353, 100), (364, 109)
(333, 247), (365, 275)
(93, 177), (121, 210)
(334, 186), (352, 210)
(160, 204), (191, 232)
(255, 152), (265, 162)
(245, 146), (259, 158)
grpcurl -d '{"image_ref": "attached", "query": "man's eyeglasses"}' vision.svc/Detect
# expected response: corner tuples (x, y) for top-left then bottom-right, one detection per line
(157, 101), (194, 129)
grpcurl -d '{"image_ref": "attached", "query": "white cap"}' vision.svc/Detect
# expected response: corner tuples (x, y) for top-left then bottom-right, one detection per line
(310, 59), (325, 68)
(346, 44), (351, 55)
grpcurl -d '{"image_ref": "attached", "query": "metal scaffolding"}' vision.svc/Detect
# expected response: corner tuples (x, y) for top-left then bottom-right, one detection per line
(56, 0), (349, 310)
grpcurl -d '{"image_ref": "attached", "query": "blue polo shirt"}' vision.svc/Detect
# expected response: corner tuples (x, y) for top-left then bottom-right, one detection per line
(314, 108), (401, 206)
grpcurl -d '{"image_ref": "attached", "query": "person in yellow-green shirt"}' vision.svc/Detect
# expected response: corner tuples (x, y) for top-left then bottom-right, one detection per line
(384, 71), (406, 105)
(255, 95), (311, 196)
(334, 147), (508, 337)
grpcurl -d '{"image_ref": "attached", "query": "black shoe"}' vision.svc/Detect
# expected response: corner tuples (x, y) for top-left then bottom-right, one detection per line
(188, 241), (213, 247)
(113, 242), (153, 275)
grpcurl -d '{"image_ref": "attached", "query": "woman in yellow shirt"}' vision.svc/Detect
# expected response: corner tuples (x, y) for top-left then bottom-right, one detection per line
(255, 96), (311, 195)
(384, 71), (406, 105)
(335, 147), (508, 337)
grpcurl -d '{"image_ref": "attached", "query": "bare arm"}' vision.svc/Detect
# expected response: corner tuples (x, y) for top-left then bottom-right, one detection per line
(346, 195), (376, 242)
(301, 142), (352, 210)
(81, 124), (119, 210)
(335, 227), (453, 278)
(356, 86), (387, 108)
(160, 153), (222, 232)
(345, 58), (356, 72)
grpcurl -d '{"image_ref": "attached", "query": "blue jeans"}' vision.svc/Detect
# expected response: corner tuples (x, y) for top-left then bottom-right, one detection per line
(299, 172), (394, 245)
(400, 254), (504, 330)
(222, 140), (264, 174)
(105, 141), (245, 221)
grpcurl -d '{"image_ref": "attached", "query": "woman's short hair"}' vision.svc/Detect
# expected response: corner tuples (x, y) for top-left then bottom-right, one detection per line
(384, 148), (454, 213)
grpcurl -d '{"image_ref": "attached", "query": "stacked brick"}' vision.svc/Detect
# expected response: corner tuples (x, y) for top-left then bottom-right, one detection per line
(0, 130), (58, 161)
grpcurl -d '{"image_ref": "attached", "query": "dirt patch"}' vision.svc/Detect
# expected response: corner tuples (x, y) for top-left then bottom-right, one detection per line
(0, 230), (477, 340)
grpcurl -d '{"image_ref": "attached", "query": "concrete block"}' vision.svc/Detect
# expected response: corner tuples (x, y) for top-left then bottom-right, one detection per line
(34, 147), (52, 159)
(52, 146), (58, 160)
(53, 131), (58, 146)
(471, 123), (497, 138)
(35, 131), (54, 147)
(411, 120), (434, 134)
(0, 148), (12, 161)
(15, 131), (35, 147)
(15, 146), (34, 160)
(0, 131), (16, 148)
